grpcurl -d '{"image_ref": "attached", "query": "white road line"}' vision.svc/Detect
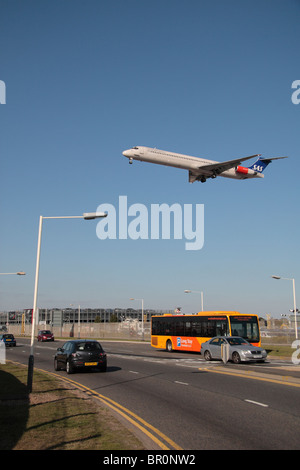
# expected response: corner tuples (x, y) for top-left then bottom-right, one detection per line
(176, 363), (204, 368)
(174, 381), (189, 386)
(245, 399), (269, 407)
(129, 370), (139, 374)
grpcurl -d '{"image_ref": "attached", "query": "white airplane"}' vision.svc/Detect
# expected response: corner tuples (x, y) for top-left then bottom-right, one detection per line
(122, 146), (287, 183)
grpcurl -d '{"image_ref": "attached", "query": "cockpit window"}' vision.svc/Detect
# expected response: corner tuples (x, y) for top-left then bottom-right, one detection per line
(132, 146), (139, 149)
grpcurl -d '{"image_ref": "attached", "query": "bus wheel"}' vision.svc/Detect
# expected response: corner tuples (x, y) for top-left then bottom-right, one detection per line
(204, 350), (212, 361)
(232, 352), (241, 364)
(166, 340), (173, 352)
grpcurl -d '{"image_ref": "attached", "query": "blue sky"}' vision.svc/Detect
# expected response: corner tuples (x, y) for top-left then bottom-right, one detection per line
(0, 0), (299, 317)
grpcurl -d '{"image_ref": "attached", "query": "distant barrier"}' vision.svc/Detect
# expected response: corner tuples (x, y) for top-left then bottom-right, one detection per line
(5, 322), (151, 341)
(3, 323), (298, 345)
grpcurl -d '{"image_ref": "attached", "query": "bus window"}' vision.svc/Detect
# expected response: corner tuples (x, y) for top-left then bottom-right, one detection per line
(230, 316), (259, 342)
(215, 319), (228, 336)
(174, 320), (184, 336)
(185, 321), (192, 336)
(207, 317), (229, 337)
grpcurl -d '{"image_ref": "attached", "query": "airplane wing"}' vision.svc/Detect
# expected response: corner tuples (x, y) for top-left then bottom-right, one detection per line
(259, 156), (288, 162)
(199, 154), (261, 174)
(189, 154), (261, 183)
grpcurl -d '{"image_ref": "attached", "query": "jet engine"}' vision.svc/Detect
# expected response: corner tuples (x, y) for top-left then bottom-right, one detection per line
(235, 166), (257, 176)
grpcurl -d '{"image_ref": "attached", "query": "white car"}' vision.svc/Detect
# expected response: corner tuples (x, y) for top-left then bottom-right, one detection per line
(201, 336), (267, 363)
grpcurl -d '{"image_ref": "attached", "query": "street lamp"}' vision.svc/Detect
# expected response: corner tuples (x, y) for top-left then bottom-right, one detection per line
(130, 297), (144, 340)
(0, 272), (26, 275)
(184, 290), (204, 311)
(271, 275), (298, 339)
(27, 212), (107, 392)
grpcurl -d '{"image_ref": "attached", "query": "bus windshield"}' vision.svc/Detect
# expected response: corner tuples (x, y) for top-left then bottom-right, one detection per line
(229, 315), (259, 342)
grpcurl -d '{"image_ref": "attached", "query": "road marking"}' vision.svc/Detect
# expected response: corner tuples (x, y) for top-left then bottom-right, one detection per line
(129, 370), (139, 374)
(50, 371), (183, 451)
(7, 360), (182, 451)
(245, 399), (269, 407)
(201, 367), (300, 388)
(176, 362), (204, 368)
(174, 381), (189, 385)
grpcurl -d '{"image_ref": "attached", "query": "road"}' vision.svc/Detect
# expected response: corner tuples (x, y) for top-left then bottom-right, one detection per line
(5, 338), (300, 450)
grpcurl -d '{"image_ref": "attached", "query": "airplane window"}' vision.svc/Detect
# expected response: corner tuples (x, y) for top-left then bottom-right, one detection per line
(132, 146), (139, 149)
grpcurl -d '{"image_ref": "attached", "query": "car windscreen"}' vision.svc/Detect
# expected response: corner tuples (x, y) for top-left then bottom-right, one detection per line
(75, 342), (103, 352)
(227, 338), (249, 346)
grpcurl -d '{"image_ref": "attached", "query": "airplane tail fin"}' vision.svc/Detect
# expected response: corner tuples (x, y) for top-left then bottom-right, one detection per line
(248, 156), (288, 173)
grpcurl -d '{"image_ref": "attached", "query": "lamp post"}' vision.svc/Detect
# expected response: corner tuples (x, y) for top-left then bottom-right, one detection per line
(130, 297), (144, 340)
(271, 275), (298, 339)
(0, 272), (26, 275)
(78, 305), (81, 338)
(27, 212), (107, 392)
(184, 290), (204, 311)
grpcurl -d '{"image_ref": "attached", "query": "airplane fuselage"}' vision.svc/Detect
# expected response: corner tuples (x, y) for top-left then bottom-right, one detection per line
(122, 146), (263, 181)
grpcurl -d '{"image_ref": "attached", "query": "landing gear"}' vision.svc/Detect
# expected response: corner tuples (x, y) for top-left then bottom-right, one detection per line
(197, 173), (217, 183)
(129, 158), (133, 164)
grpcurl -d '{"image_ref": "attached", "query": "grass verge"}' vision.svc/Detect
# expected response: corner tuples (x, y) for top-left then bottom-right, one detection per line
(263, 345), (294, 358)
(0, 362), (145, 450)
(261, 338), (297, 359)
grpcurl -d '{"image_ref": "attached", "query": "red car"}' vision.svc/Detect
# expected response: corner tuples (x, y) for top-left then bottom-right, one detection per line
(37, 330), (54, 342)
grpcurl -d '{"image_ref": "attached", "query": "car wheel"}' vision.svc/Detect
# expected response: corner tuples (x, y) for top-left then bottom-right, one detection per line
(66, 360), (74, 374)
(54, 358), (60, 371)
(98, 363), (107, 372)
(232, 352), (241, 364)
(204, 350), (212, 361)
(166, 340), (173, 352)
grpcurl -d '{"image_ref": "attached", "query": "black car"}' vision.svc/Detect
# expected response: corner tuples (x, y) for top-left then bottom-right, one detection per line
(54, 339), (107, 374)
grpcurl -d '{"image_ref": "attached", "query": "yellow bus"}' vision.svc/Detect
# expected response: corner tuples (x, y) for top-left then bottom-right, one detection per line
(151, 311), (261, 353)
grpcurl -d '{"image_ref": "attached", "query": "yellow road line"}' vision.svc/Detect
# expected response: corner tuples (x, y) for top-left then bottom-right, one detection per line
(201, 366), (300, 387)
(48, 370), (182, 450)
(7, 361), (182, 450)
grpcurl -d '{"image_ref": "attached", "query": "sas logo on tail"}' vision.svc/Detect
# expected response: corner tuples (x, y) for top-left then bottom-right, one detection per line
(252, 164), (264, 172)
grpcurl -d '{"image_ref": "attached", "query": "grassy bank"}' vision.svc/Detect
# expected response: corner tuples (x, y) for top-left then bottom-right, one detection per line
(0, 362), (145, 450)
(261, 337), (297, 359)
